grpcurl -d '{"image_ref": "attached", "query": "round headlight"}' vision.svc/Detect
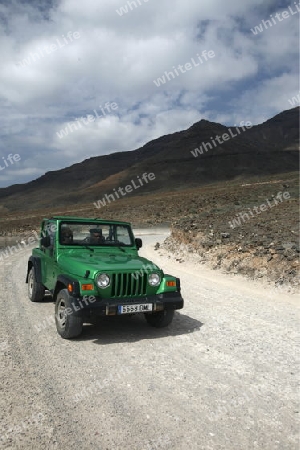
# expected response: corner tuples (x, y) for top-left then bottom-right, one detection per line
(148, 273), (161, 287)
(96, 273), (110, 288)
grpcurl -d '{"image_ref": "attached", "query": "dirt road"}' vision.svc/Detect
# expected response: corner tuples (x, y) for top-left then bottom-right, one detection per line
(0, 228), (299, 449)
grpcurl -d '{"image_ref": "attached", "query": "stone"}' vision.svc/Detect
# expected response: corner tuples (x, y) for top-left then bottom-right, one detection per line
(221, 233), (231, 238)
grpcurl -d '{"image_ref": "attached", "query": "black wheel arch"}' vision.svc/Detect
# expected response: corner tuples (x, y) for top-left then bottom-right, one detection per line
(53, 275), (81, 300)
(26, 256), (42, 283)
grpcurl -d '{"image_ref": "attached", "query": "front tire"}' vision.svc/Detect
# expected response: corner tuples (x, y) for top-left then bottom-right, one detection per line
(55, 289), (83, 339)
(28, 267), (45, 302)
(145, 310), (174, 328)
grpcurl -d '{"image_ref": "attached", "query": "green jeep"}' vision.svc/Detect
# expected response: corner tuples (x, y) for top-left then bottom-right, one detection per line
(26, 217), (184, 339)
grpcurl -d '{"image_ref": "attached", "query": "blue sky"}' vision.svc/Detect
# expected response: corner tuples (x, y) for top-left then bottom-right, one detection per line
(0, 0), (299, 187)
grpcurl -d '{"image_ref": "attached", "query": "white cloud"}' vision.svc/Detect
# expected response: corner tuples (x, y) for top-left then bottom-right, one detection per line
(233, 72), (300, 124)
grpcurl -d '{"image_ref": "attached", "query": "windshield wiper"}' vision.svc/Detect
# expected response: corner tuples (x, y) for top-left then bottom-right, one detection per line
(82, 244), (94, 252)
(107, 242), (126, 252)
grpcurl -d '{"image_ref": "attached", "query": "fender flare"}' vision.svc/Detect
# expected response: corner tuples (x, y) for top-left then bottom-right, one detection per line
(26, 256), (42, 283)
(54, 275), (81, 299)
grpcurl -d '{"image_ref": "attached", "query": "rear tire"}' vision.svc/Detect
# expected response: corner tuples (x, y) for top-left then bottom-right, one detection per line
(145, 310), (174, 328)
(55, 289), (83, 339)
(28, 267), (45, 302)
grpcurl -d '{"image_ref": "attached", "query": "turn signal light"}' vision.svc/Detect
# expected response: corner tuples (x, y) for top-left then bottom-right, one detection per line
(67, 283), (73, 293)
(82, 284), (94, 291)
(166, 281), (176, 287)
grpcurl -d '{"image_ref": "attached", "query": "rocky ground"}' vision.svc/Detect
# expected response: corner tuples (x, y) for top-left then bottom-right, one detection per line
(0, 172), (299, 288)
(162, 178), (299, 289)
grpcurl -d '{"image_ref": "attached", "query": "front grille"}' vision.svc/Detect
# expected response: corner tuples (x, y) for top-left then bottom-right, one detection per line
(111, 273), (148, 297)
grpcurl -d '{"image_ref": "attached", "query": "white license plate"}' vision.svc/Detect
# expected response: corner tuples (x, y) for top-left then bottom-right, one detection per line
(118, 303), (153, 314)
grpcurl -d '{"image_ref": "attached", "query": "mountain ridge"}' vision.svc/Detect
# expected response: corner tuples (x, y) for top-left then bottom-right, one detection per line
(0, 107), (298, 212)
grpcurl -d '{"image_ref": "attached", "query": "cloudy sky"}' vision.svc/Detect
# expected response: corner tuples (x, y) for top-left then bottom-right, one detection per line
(0, 0), (299, 187)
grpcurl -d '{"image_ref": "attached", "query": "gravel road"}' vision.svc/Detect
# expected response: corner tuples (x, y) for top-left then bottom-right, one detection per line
(0, 228), (299, 450)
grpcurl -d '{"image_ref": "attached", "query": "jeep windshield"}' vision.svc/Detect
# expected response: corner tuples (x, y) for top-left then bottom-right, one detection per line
(59, 222), (134, 247)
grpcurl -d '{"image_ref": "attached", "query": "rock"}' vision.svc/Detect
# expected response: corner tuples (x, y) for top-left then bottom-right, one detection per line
(221, 233), (231, 238)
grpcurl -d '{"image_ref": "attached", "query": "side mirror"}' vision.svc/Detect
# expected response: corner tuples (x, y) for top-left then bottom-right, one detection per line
(41, 236), (51, 248)
(135, 238), (142, 250)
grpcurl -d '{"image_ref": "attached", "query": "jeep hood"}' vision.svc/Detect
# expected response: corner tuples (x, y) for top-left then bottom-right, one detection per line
(57, 251), (161, 279)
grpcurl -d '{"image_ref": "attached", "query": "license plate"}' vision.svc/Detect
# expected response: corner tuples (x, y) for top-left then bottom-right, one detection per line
(118, 303), (153, 314)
